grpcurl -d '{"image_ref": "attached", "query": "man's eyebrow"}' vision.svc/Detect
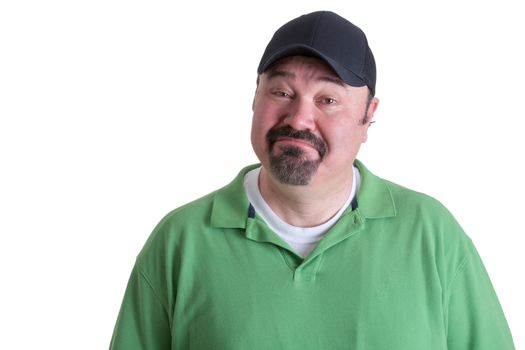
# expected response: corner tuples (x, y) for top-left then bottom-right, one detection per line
(318, 76), (346, 87)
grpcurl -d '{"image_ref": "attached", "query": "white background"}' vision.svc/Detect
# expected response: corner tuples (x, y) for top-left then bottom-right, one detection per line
(1, 0), (523, 348)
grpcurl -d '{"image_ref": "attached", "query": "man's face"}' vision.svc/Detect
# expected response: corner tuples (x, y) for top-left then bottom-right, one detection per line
(251, 56), (378, 186)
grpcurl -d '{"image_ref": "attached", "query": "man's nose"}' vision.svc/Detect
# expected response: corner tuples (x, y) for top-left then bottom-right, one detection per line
(282, 98), (316, 131)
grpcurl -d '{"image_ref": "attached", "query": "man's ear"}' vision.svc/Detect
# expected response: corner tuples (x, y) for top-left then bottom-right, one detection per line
(252, 75), (260, 111)
(362, 97), (379, 142)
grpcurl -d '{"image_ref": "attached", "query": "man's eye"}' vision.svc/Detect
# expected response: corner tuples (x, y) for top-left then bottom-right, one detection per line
(273, 90), (290, 98)
(320, 97), (336, 105)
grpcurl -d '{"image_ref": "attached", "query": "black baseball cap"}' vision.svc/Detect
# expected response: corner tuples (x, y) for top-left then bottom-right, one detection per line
(257, 11), (376, 96)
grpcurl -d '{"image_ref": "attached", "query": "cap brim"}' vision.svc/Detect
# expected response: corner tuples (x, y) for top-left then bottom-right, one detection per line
(257, 44), (367, 89)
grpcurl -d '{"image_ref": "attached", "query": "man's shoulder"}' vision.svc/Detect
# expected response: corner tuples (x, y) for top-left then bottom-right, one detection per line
(356, 160), (466, 239)
(379, 175), (471, 251)
(382, 178), (450, 215)
(356, 160), (452, 221)
(159, 190), (218, 228)
(137, 165), (256, 257)
(154, 164), (258, 229)
(135, 191), (217, 261)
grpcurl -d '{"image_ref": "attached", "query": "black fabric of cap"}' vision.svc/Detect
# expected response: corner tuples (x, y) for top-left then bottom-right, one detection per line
(257, 11), (376, 96)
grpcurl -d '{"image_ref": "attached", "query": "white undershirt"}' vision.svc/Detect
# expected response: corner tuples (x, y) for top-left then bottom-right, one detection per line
(243, 166), (361, 258)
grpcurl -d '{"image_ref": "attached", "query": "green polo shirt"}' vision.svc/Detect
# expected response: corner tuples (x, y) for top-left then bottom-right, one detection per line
(110, 160), (514, 349)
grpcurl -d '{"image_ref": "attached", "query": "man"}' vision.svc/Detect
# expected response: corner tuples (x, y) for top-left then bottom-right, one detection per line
(110, 11), (515, 349)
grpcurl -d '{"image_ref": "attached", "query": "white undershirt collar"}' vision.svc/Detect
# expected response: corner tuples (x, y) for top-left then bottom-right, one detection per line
(243, 166), (361, 257)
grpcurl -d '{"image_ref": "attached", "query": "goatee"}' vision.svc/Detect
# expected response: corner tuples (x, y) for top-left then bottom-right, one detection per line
(266, 126), (327, 186)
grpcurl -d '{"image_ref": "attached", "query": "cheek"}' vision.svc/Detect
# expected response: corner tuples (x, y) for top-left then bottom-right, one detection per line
(323, 122), (367, 155)
(250, 111), (273, 157)
(251, 103), (282, 138)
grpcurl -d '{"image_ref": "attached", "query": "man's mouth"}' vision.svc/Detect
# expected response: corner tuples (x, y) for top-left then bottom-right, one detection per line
(267, 126), (327, 158)
(275, 137), (316, 150)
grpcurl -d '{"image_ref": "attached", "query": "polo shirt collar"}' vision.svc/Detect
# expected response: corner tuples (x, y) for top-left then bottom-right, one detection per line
(210, 160), (396, 229)
(210, 164), (258, 229)
(353, 159), (397, 219)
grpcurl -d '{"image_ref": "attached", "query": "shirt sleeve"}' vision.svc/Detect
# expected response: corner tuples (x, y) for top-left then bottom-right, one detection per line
(109, 264), (172, 350)
(445, 240), (515, 349)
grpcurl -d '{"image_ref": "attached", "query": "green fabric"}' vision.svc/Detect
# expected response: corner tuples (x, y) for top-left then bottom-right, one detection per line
(110, 160), (515, 349)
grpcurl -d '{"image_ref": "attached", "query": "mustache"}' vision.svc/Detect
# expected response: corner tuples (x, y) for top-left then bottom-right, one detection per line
(266, 126), (328, 158)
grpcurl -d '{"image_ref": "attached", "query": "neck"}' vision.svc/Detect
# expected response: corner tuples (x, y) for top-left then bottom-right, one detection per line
(258, 166), (354, 227)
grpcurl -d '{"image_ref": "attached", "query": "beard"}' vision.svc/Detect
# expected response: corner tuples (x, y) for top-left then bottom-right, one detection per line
(266, 126), (328, 186)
